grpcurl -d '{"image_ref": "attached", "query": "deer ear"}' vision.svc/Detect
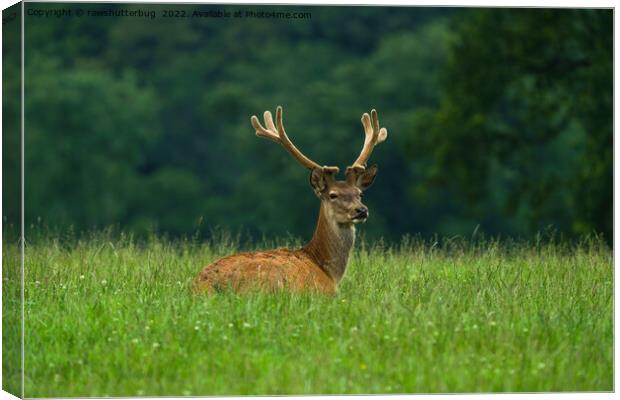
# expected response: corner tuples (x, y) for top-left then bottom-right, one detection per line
(309, 168), (328, 196)
(356, 164), (378, 190)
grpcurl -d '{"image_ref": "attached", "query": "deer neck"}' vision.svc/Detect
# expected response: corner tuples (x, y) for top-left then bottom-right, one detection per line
(302, 203), (356, 283)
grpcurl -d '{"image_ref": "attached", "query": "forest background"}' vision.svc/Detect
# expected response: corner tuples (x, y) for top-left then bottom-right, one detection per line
(3, 4), (613, 244)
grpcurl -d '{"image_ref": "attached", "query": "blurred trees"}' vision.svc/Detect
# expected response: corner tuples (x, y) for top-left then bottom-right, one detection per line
(24, 59), (162, 232)
(10, 4), (612, 241)
(2, 4), (21, 240)
(409, 9), (612, 239)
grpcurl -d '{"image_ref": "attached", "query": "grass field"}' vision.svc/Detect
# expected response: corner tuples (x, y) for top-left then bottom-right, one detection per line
(2, 231), (613, 396)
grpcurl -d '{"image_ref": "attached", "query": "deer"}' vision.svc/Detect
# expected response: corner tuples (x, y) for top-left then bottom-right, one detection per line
(193, 106), (388, 295)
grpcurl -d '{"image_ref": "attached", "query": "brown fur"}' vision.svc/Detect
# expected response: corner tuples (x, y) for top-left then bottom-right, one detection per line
(193, 176), (375, 295)
(193, 107), (387, 295)
(193, 200), (358, 295)
(192, 248), (337, 294)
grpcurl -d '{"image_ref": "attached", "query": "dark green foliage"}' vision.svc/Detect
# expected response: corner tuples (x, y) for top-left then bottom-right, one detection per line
(11, 4), (612, 242)
(2, 4), (23, 397)
(24, 60), (162, 232)
(3, 2), (21, 239)
(409, 9), (612, 240)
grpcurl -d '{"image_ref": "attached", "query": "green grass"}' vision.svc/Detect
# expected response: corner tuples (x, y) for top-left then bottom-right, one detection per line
(2, 231), (613, 396)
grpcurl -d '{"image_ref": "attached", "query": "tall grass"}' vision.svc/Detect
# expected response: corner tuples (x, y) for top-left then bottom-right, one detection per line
(2, 231), (613, 396)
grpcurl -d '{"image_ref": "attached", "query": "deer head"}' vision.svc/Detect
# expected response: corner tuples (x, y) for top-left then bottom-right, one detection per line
(251, 106), (388, 226)
(193, 106), (389, 294)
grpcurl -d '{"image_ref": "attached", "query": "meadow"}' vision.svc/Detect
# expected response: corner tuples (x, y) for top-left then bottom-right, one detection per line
(2, 231), (613, 396)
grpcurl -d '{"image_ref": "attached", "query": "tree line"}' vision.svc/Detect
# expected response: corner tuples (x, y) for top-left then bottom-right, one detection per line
(3, 4), (612, 242)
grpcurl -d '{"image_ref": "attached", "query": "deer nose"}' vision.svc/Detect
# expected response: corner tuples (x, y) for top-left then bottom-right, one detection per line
(355, 207), (368, 218)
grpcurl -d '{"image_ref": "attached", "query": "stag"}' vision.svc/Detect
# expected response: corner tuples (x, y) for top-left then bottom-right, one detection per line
(193, 106), (388, 294)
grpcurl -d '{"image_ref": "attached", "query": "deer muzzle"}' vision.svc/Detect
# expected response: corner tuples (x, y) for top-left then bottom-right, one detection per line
(352, 206), (369, 222)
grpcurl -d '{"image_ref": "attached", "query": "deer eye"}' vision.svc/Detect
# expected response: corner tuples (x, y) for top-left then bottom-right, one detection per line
(329, 192), (338, 200)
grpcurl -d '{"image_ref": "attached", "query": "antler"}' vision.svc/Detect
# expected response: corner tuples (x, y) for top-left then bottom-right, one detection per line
(350, 109), (388, 168)
(251, 106), (339, 174)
